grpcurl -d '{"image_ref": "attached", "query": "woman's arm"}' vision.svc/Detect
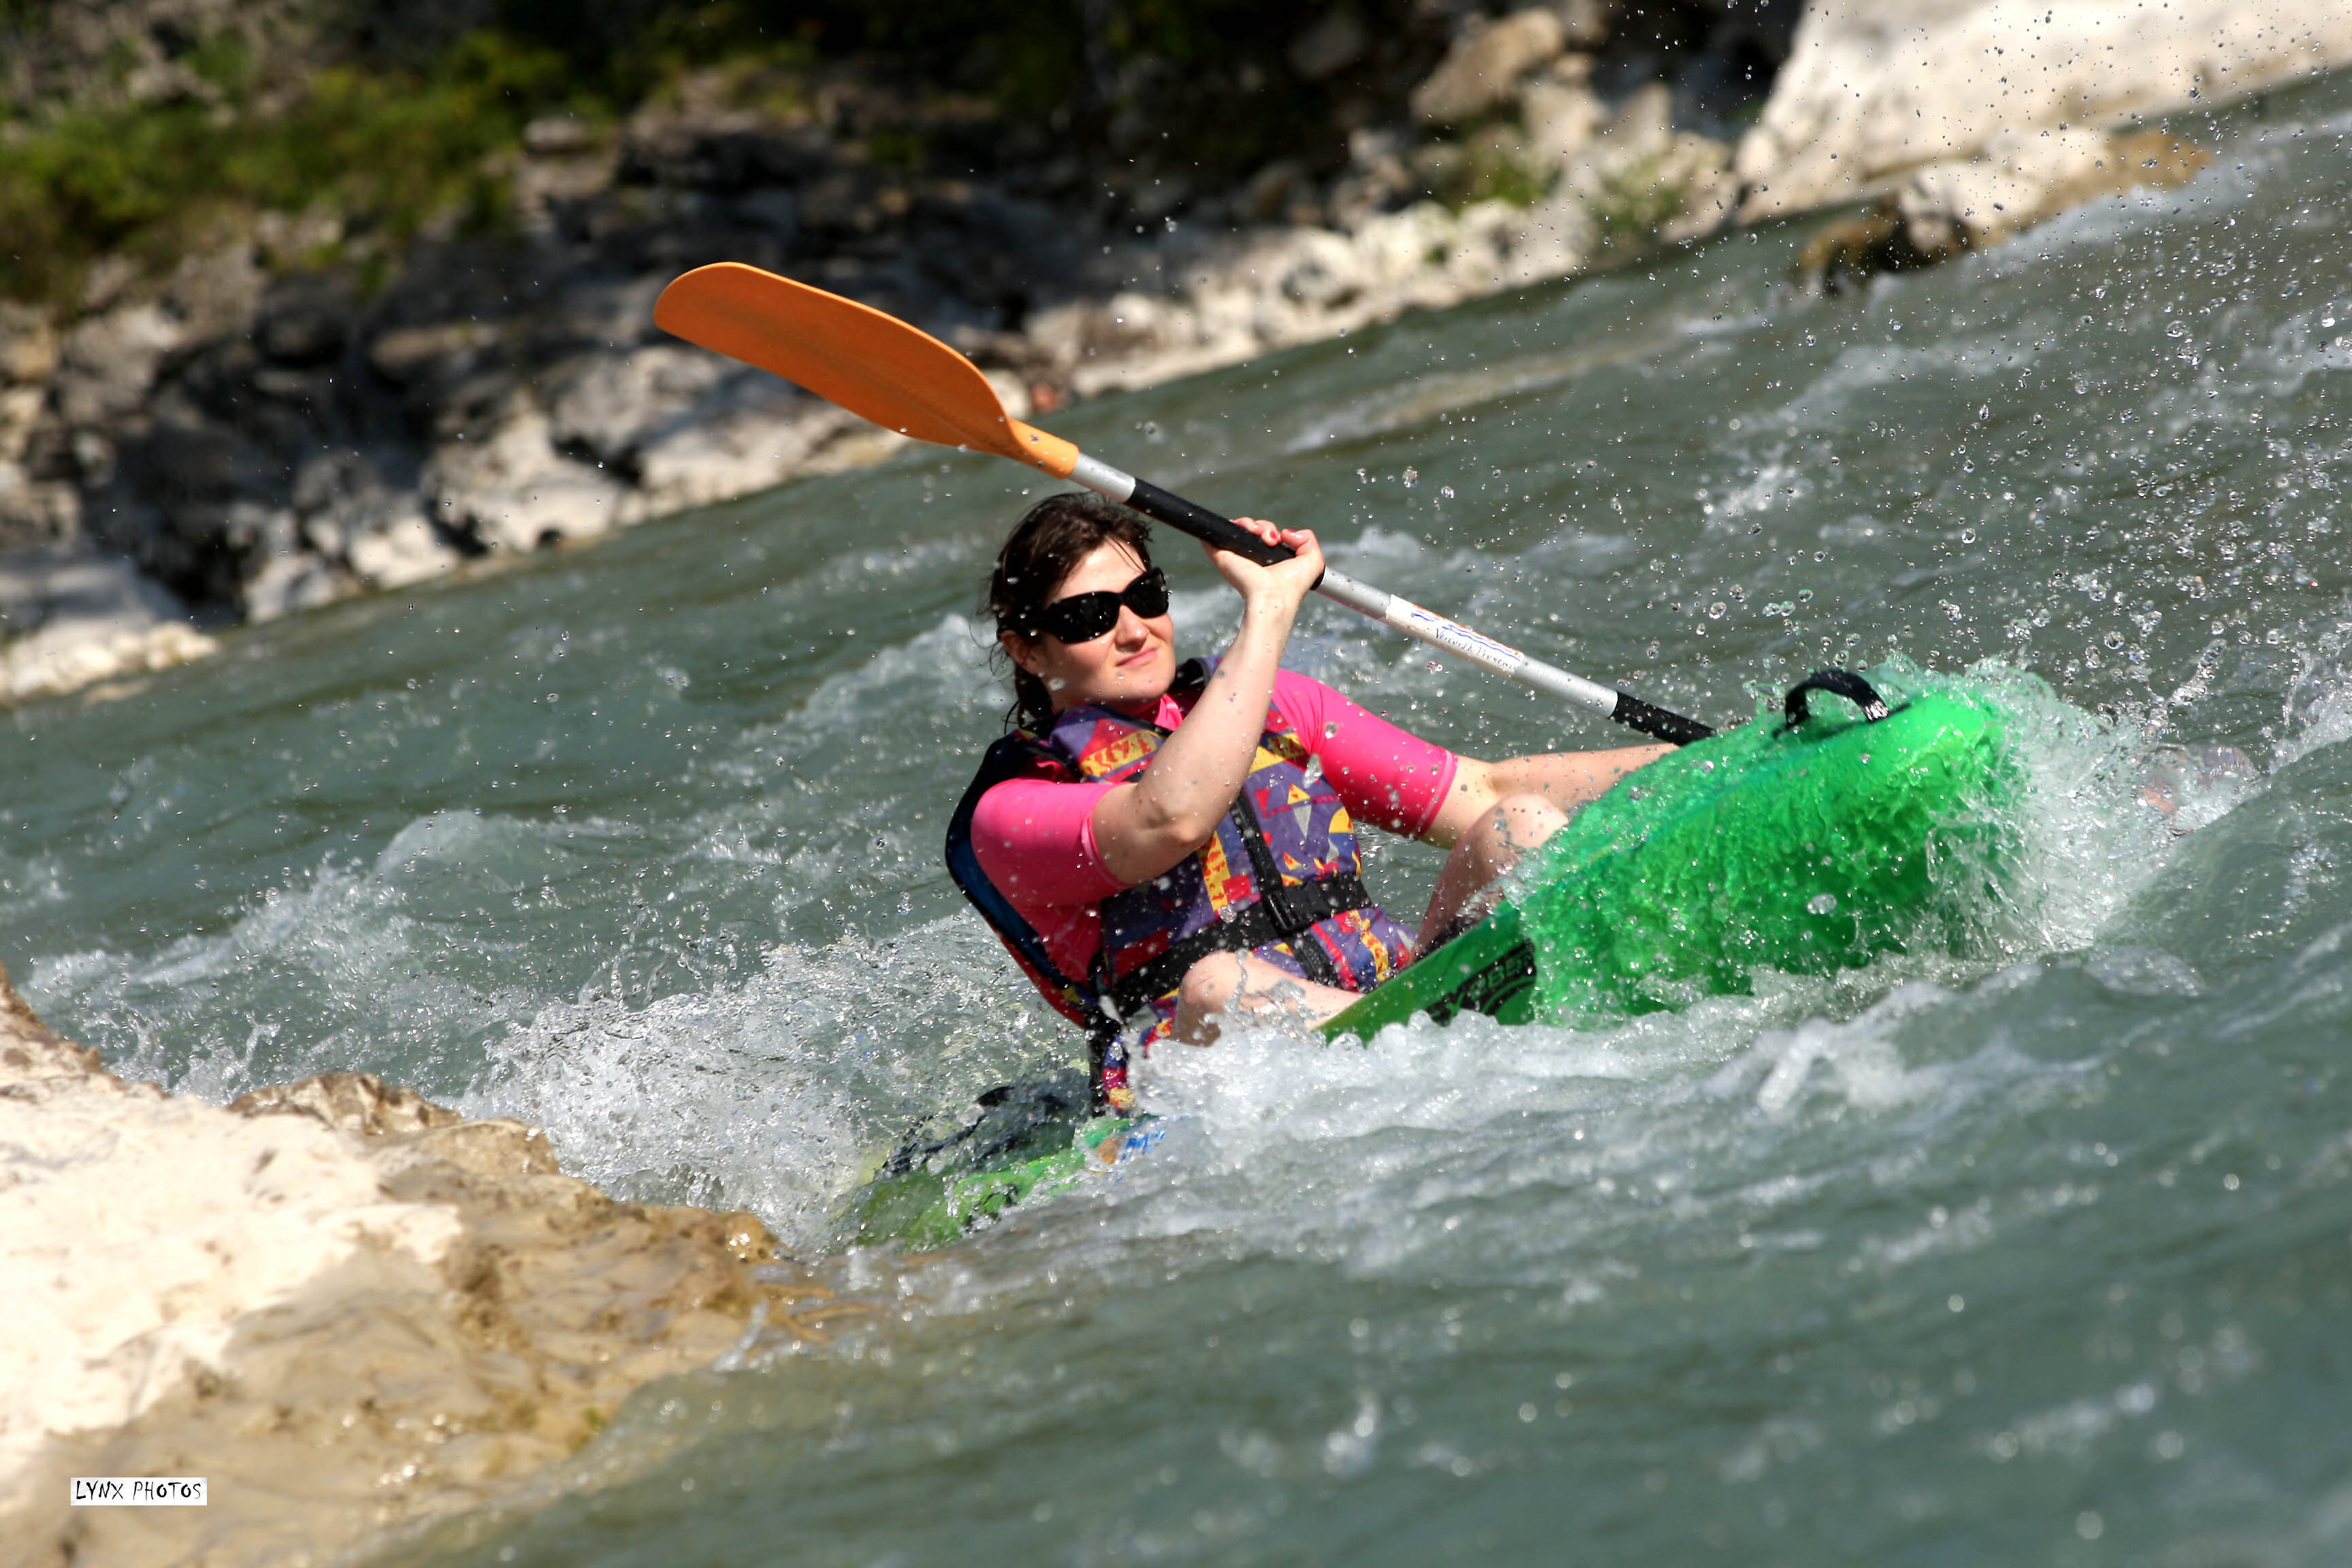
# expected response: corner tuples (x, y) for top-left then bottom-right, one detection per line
(1092, 522), (1325, 885)
(1420, 746), (1671, 847)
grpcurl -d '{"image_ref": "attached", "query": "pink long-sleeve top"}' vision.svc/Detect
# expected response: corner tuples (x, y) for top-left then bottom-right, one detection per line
(971, 669), (1460, 985)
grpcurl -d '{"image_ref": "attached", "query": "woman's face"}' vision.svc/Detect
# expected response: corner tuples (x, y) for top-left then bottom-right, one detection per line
(1002, 540), (1177, 713)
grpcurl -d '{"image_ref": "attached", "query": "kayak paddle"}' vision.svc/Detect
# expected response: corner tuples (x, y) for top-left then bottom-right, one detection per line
(653, 262), (1712, 745)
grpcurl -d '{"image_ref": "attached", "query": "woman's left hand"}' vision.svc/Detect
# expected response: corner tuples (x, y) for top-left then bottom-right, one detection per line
(1207, 518), (1323, 619)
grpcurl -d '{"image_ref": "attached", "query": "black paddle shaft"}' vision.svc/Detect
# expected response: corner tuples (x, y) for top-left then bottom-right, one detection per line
(1125, 478), (1293, 565)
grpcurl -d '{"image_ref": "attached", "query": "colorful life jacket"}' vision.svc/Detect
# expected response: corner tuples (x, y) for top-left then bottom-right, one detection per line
(945, 660), (1418, 1111)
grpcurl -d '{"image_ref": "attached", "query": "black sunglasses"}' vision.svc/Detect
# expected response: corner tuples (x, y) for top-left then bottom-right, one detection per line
(1032, 568), (1169, 643)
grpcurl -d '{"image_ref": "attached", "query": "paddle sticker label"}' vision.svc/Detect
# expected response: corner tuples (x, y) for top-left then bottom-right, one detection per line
(1385, 600), (1526, 674)
(72, 1477), (208, 1505)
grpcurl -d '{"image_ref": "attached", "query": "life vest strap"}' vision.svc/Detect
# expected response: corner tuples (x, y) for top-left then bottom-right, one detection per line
(1107, 872), (1372, 1015)
(945, 733), (1124, 1052)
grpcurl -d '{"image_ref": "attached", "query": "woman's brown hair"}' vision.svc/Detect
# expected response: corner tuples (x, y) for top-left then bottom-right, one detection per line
(987, 491), (1154, 731)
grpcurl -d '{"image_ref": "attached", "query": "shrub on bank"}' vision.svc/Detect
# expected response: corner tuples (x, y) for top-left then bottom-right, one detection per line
(0, 29), (585, 304)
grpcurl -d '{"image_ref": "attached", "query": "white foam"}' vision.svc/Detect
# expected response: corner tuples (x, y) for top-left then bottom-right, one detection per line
(464, 915), (1074, 1248)
(28, 811), (566, 1100)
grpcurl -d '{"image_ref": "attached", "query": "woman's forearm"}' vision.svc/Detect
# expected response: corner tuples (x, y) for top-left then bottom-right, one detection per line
(1091, 520), (1324, 886)
(1093, 598), (1298, 883)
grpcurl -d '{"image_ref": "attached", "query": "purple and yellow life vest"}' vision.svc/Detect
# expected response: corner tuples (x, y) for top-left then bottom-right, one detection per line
(945, 660), (1419, 1110)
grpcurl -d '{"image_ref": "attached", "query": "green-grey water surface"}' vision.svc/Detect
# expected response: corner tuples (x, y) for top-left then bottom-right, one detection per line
(10, 74), (2352, 1566)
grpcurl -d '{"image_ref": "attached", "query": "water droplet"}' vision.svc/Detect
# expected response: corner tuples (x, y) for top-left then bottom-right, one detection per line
(1959, 528), (1976, 544)
(1324, 721), (1339, 737)
(1708, 602), (1726, 619)
(1439, 485), (1455, 500)
(1807, 893), (1838, 915)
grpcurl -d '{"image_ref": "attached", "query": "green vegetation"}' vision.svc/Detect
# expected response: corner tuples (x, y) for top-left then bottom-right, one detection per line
(1458, 140), (1555, 210)
(0, 0), (1422, 308)
(1589, 154), (1687, 250)
(0, 1), (853, 306)
(0, 31), (581, 303)
(1409, 120), (1558, 213)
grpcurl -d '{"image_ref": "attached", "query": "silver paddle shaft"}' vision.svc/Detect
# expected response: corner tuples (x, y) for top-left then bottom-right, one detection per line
(1067, 451), (1710, 742)
(1309, 568), (1618, 717)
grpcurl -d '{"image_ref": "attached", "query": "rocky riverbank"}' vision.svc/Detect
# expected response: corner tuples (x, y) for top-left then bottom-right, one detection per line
(0, 960), (861, 1568)
(3, 0), (2342, 705)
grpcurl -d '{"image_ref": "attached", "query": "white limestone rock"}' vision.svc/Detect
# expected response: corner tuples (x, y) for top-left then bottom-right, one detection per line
(1737, 0), (2352, 220)
(545, 342), (736, 467)
(0, 964), (834, 1568)
(0, 456), (80, 544)
(1288, 9), (1369, 80)
(628, 397), (866, 518)
(53, 302), (182, 427)
(0, 1047), (465, 1512)
(1897, 126), (2114, 250)
(240, 542), (350, 623)
(0, 303), (59, 386)
(1411, 8), (1570, 125)
(1519, 58), (1605, 165)
(0, 546), (217, 704)
(346, 512), (463, 591)
(425, 400), (627, 554)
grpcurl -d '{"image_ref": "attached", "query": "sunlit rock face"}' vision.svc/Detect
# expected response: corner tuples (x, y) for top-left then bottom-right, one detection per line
(1736, 0), (2352, 219)
(1409, 8), (1572, 126)
(0, 960), (855, 1568)
(0, 547), (216, 704)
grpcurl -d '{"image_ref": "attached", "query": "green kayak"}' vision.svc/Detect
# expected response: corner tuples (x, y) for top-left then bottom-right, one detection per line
(851, 670), (2019, 1249)
(1322, 669), (2019, 1039)
(840, 1073), (1156, 1251)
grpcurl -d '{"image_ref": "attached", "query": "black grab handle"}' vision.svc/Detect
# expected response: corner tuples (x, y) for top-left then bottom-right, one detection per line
(1782, 669), (1892, 731)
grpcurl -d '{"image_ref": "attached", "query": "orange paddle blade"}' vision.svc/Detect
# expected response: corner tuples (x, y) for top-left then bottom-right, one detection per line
(653, 262), (1079, 476)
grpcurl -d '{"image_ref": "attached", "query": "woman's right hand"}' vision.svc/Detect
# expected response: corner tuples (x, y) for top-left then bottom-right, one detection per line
(1205, 519), (1323, 619)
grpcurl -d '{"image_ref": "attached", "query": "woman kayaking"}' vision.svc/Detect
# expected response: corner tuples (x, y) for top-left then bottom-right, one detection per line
(947, 492), (1666, 1110)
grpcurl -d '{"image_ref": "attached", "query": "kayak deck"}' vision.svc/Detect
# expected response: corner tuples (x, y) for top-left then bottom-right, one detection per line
(1324, 677), (2018, 1039)
(840, 1071), (1156, 1250)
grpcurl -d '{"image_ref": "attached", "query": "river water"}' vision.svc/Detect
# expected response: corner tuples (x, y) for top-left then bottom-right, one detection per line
(10, 72), (2352, 1567)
